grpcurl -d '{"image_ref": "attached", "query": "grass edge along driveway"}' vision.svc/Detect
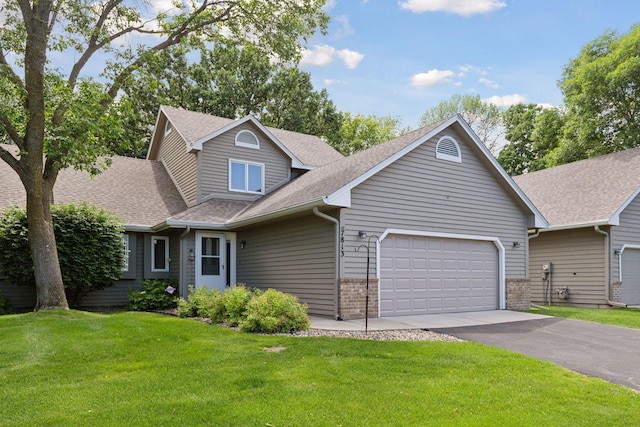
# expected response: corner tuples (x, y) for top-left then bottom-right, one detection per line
(527, 305), (640, 329)
(0, 310), (638, 426)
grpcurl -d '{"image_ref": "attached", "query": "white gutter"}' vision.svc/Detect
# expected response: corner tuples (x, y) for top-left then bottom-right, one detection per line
(594, 226), (627, 308)
(313, 207), (341, 320)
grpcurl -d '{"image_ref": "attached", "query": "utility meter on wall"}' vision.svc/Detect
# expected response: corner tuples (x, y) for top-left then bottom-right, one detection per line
(542, 263), (551, 272)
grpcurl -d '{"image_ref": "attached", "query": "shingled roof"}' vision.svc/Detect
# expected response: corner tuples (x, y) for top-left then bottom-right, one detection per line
(154, 106), (344, 168)
(0, 148), (187, 230)
(513, 147), (640, 229)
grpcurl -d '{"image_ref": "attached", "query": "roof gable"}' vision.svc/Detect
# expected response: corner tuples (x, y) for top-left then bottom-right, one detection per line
(148, 106), (343, 168)
(513, 147), (640, 229)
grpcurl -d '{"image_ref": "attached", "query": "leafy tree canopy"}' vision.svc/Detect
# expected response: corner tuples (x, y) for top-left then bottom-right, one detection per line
(419, 94), (503, 154)
(555, 23), (640, 164)
(330, 113), (409, 156)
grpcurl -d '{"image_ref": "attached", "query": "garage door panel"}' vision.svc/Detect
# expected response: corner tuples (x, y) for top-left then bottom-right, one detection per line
(380, 235), (499, 316)
(622, 249), (640, 305)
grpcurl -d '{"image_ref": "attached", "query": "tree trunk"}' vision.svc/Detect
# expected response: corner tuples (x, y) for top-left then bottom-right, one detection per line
(25, 172), (68, 311)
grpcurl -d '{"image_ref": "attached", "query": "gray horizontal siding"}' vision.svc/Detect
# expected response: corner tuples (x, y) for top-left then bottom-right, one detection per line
(529, 227), (606, 306)
(0, 281), (36, 309)
(80, 280), (140, 307)
(611, 194), (640, 280)
(341, 128), (528, 279)
(158, 129), (198, 206)
(198, 123), (290, 201)
(236, 214), (336, 317)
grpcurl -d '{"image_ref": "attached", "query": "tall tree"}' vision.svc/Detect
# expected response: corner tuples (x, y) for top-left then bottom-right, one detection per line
(420, 94), (503, 154)
(497, 104), (564, 175)
(555, 24), (640, 164)
(0, 0), (328, 310)
(330, 113), (409, 155)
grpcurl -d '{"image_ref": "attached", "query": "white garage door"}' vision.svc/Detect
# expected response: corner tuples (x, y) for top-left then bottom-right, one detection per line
(380, 235), (499, 316)
(622, 249), (640, 305)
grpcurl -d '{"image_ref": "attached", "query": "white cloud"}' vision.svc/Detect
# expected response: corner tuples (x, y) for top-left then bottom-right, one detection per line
(478, 77), (500, 89)
(482, 94), (528, 108)
(458, 64), (487, 76)
(335, 15), (354, 38)
(336, 48), (364, 69)
(411, 69), (456, 88)
(324, 78), (348, 86)
(399, 0), (506, 16)
(301, 44), (364, 69)
(323, 0), (337, 11)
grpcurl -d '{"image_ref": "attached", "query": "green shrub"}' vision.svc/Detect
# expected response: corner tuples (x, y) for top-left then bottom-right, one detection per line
(240, 288), (310, 333)
(128, 279), (178, 311)
(0, 204), (124, 307)
(217, 284), (253, 326)
(177, 285), (221, 318)
(0, 291), (14, 315)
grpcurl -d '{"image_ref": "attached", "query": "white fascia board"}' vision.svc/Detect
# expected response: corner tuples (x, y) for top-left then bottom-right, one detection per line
(540, 219), (614, 232)
(124, 224), (154, 232)
(454, 116), (550, 229)
(228, 199), (328, 228)
(376, 228), (507, 311)
(609, 186), (640, 227)
(164, 219), (228, 230)
(190, 115), (310, 170)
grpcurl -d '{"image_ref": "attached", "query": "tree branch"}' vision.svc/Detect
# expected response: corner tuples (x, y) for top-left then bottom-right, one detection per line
(0, 111), (26, 151)
(0, 144), (23, 179)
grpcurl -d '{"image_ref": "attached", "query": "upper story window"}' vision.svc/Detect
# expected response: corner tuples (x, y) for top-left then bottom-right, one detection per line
(151, 236), (169, 272)
(229, 159), (264, 194)
(164, 120), (173, 136)
(435, 136), (462, 163)
(235, 130), (260, 149)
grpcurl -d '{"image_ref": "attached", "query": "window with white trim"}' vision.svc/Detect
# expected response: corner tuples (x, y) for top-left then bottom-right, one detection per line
(435, 136), (462, 163)
(235, 130), (260, 149)
(122, 234), (130, 272)
(229, 160), (264, 194)
(164, 120), (173, 136)
(151, 236), (169, 272)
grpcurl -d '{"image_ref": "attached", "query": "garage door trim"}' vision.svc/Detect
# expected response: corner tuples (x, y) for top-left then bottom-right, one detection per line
(618, 244), (640, 281)
(377, 228), (506, 316)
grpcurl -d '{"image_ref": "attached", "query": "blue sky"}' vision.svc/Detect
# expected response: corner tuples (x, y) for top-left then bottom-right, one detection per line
(299, 0), (640, 129)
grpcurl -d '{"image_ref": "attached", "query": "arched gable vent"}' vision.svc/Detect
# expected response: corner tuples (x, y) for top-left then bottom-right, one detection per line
(235, 130), (260, 149)
(435, 136), (462, 163)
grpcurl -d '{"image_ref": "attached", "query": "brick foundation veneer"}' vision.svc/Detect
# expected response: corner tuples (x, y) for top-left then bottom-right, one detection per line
(506, 278), (531, 310)
(610, 281), (622, 303)
(339, 278), (379, 320)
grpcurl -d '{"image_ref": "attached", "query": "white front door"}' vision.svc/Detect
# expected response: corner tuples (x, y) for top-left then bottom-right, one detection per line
(195, 232), (226, 291)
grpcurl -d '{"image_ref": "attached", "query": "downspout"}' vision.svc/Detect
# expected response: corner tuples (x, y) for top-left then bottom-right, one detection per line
(594, 226), (627, 308)
(313, 207), (341, 320)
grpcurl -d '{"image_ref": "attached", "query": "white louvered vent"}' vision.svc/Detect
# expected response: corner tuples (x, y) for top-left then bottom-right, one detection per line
(235, 130), (260, 149)
(435, 136), (462, 163)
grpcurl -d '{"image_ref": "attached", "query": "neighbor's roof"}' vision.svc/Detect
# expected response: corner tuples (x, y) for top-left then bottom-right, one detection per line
(0, 148), (187, 230)
(513, 147), (640, 229)
(154, 106), (344, 168)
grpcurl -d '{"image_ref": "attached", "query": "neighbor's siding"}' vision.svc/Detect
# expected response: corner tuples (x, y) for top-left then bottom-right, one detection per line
(611, 193), (640, 280)
(236, 213), (336, 317)
(0, 280), (36, 309)
(529, 227), (606, 306)
(198, 122), (290, 201)
(341, 127), (529, 279)
(156, 127), (198, 206)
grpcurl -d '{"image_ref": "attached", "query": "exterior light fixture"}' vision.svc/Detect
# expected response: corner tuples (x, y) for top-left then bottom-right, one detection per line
(358, 231), (367, 239)
(513, 241), (520, 248)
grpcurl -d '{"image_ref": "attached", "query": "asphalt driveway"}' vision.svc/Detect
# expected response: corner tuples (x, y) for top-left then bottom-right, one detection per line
(432, 317), (640, 391)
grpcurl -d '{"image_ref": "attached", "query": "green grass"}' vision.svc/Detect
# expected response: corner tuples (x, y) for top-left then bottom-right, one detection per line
(528, 305), (640, 329)
(1, 311), (639, 426)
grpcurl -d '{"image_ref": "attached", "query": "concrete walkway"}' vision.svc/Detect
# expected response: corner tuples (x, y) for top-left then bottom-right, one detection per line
(310, 310), (548, 331)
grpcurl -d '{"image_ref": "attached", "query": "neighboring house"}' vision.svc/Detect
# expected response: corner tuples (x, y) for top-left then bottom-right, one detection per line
(514, 147), (640, 307)
(0, 106), (547, 318)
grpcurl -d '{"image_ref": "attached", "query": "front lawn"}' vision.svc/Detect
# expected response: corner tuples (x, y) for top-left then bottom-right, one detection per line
(0, 311), (638, 426)
(527, 305), (640, 329)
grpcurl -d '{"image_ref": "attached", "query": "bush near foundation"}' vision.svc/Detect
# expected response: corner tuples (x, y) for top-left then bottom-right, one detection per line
(177, 285), (310, 333)
(128, 279), (178, 311)
(0, 203), (124, 307)
(240, 288), (310, 333)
